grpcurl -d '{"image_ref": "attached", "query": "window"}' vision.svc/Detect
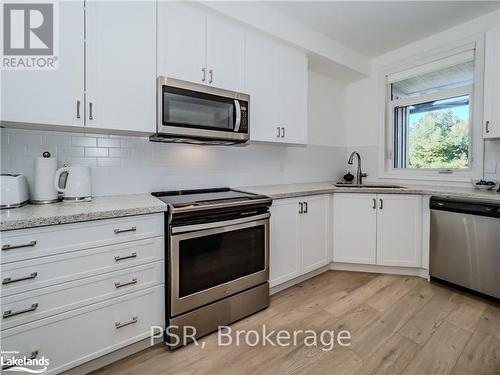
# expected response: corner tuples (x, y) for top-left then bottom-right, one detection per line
(387, 51), (474, 173)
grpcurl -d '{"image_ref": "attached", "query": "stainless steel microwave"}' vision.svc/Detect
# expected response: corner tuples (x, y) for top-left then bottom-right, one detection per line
(153, 76), (249, 145)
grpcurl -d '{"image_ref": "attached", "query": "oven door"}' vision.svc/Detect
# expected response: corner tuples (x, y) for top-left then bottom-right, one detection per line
(170, 214), (269, 317)
(158, 76), (249, 142)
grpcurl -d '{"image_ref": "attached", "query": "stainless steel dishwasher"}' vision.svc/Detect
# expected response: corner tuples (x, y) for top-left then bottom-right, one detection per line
(430, 196), (500, 300)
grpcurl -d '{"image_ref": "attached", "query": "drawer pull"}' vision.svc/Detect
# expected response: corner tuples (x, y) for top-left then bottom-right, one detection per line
(115, 278), (138, 289)
(2, 240), (37, 251)
(114, 252), (137, 262)
(115, 316), (138, 329)
(114, 226), (137, 234)
(3, 303), (39, 318)
(2, 272), (38, 285)
(2, 350), (38, 370)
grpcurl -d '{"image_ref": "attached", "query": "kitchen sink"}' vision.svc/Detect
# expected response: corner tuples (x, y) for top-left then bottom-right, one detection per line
(334, 183), (406, 189)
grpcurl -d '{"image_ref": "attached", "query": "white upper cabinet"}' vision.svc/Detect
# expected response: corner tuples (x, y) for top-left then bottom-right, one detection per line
(245, 32), (280, 142)
(278, 45), (308, 145)
(376, 194), (422, 267)
(158, 2), (245, 92)
(244, 33), (308, 145)
(157, 2), (207, 84)
(333, 194), (377, 264)
(0, 1), (84, 128)
(86, 1), (156, 134)
(483, 26), (500, 139)
(206, 15), (245, 92)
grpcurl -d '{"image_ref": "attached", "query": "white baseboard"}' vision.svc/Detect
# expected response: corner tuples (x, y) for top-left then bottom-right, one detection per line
(270, 265), (330, 295)
(330, 262), (429, 279)
(62, 338), (164, 375)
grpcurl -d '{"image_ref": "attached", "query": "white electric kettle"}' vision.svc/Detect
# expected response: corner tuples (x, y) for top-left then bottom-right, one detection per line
(54, 166), (92, 202)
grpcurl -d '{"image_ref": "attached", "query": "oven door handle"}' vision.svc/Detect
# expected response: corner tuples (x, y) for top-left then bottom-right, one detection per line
(171, 213), (270, 234)
(234, 100), (241, 133)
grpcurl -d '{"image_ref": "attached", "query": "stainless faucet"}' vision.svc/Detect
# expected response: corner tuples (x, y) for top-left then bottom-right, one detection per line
(348, 151), (367, 184)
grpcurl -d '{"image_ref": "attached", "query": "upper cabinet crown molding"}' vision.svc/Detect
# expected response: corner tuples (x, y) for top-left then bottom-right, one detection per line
(201, 1), (370, 81)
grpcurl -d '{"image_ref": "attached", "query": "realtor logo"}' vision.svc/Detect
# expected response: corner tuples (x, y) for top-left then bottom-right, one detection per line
(2, 1), (58, 69)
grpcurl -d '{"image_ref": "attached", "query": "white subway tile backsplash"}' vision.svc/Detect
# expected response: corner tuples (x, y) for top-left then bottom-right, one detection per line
(97, 138), (121, 148)
(85, 147), (109, 157)
(71, 136), (97, 147)
(1, 128), (347, 196)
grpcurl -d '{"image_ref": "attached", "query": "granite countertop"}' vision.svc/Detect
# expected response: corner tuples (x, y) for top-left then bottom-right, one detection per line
(239, 181), (500, 201)
(0, 194), (168, 231)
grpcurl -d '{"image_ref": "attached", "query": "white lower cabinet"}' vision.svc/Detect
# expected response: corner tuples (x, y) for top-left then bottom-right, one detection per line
(1, 285), (164, 375)
(0, 214), (165, 374)
(333, 193), (423, 267)
(270, 195), (329, 287)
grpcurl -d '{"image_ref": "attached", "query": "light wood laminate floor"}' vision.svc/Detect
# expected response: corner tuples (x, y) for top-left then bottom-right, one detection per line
(93, 271), (500, 375)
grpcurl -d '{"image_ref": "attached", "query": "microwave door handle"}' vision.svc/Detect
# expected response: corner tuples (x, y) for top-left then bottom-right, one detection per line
(234, 100), (241, 132)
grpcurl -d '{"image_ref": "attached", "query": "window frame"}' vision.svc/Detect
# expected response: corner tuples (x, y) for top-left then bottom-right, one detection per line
(388, 84), (473, 172)
(378, 39), (485, 184)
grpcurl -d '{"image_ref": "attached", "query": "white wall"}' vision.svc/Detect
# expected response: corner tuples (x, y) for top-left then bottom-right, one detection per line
(0, 70), (349, 196)
(308, 71), (346, 147)
(344, 9), (500, 182)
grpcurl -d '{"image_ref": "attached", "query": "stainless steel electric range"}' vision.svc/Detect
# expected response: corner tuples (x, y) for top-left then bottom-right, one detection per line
(152, 188), (272, 348)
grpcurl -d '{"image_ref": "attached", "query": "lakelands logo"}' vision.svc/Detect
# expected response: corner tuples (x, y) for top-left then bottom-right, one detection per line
(1, 350), (49, 373)
(2, 1), (59, 70)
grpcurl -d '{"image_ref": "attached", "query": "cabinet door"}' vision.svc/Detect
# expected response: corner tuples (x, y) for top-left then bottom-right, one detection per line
(269, 198), (301, 287)
(333, 194), (377, 264)
(158, 2), (206, 84)
(376, 194), (422, 267)
(484, 27), (500, 138)
(0, 1), (84, 127)
(245, 32), (280, 142)
(279, 45), (308, 145)
(86, 1), (156, 134)
(301, 195), (330, 273)
(206, 15), (245, 92)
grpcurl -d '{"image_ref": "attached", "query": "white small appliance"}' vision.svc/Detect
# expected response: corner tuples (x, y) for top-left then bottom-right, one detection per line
(1, 174), (30, 209)
(54, 166), (92, 202)
(32, 151), (59, 204)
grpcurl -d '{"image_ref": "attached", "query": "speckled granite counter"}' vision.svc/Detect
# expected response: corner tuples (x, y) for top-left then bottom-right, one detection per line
(0, 194), (168, 231)
(238, 181), (500, 201)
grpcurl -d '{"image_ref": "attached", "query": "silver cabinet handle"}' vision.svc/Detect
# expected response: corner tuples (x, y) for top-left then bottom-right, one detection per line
(486, 120), (490, 133)
(379, 199), (383, 210)
(2, 241), (37, 251)
(299, 202), (303, 214)
(303, 201), (308, 213)
(76, 100), (81, 119)
(208, 69), (213, 84)
(3, 303), (39, 318)
(89, 102), (94, 120)
(115, 316), (138, 329)
(281, 127), (285, 138)
(115, 278), (137, 289)
(114, 226), (136, 234)
(114, 252), (137, 262)
(2, 350), (38, 370)
(202, 67), (206, 82)
(277, 127), (281, 138)
(372, 198), (376, 209)
(2, 272), (38, 285)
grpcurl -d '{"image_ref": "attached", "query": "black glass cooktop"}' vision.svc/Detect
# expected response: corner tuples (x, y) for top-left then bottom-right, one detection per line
(152, 188), (265, 208)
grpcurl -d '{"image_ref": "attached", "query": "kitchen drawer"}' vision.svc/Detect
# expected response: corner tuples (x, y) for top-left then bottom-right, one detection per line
(1, 237), (164, 297)
(1, 213), (164, 264)
(1, 261), (164, 330)
(1, 285), (164, 375)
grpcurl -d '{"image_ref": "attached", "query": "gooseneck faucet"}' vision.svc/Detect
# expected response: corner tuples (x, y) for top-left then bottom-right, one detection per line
(348, 151), (368, 185)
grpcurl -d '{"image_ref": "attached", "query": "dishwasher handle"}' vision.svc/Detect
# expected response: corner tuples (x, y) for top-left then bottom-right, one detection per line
(430, 197), (500, 218)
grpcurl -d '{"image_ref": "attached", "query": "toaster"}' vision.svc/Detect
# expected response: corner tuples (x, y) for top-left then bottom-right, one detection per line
(1, 174), (30, 209)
